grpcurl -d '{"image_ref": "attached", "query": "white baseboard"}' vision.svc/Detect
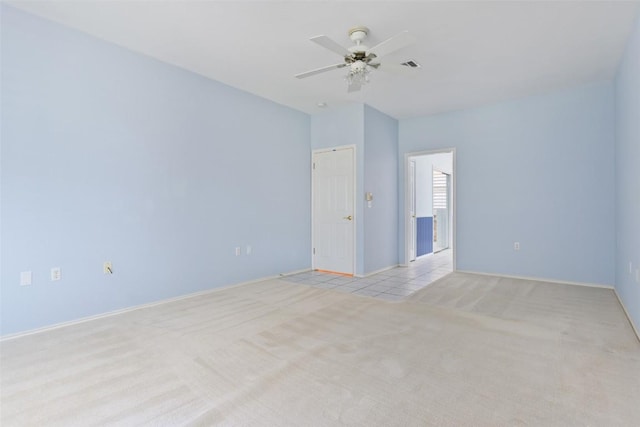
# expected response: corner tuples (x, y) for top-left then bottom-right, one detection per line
(7, 268), (635, 343)
(613, 289), (640, 343)
(457, 270), (614, 289)
(356, 264), (400, 278)
(457, 270), (639, 341)
(0, 268), (310, 342)
(277, 268), (312, 277)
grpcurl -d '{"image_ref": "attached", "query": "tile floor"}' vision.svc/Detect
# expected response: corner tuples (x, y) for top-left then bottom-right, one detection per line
(282, 249), (453, 301)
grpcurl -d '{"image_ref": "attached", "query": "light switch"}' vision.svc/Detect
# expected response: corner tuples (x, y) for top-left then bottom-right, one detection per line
(51, 267), (61, 281)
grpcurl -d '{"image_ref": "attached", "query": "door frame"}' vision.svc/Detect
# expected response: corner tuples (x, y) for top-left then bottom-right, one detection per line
(408, 159), (417, 262)
(311, 145), (357, 274)
(404, 148), (456, 269)
(431, 167), (451, 253)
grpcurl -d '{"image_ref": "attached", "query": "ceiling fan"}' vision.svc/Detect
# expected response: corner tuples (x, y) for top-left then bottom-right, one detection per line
(295, 26), (417, 92)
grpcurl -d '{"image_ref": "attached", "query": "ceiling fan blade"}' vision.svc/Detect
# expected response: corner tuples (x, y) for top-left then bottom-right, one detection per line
(367, 31), (416, 59)
(375, 63), (418, 75)
(310, 35), (351, 57)
(295, 63), (346, 79)
(347, 79), (362, 93)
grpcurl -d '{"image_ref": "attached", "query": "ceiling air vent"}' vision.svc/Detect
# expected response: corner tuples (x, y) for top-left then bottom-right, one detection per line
(401, 60), (421, 68)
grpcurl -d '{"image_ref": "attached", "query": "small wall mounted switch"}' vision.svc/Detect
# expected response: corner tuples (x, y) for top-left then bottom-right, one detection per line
(514, 242), (520, 251)
(51, 267), (61, 281)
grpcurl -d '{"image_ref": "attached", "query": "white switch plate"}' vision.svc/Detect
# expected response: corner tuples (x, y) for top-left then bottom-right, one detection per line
(20, 271), (32, 286)
(51, 267), (61, 281)
(235, 247), (241, 256)
(514, 242), (520, 251)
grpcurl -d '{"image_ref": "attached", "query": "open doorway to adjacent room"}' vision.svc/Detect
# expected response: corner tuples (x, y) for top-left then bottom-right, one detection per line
(284, 148), (455, 301)
(406, 149), (455, 279)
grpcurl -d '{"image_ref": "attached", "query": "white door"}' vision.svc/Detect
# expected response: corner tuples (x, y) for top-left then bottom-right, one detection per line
(408, 159), (417, 262)
(432, 169), (450, 253)
(312, 147), (355, 275)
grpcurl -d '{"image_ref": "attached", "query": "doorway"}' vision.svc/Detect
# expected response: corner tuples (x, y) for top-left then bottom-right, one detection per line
(405, 150), (455, 268)
(312, 146), (356, 275)
(432, 169), (451, 253)
(408, 159), (417, 262)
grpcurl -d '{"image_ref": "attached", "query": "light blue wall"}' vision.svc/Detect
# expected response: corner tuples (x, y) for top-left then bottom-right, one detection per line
(311, 104), (365, 275)
(414, 152), (453, 218)
(399, 82), (616, 285)
(363, 105), (398, 273)
(414, 156), (434, 218)
(614, 15), (640, 331)
(311, 104), (399, 276)
(1, 6), (311, 336)
(3, 4), (633, 336)
(310, 104), (364, 150)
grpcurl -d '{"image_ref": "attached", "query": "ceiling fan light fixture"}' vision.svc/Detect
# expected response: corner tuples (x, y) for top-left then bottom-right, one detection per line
(346, 60), (370, 87)
(297, 26), (417, 93)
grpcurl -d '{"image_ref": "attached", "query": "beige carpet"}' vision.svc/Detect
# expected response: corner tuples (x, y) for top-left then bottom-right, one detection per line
(1, 272), (639, 426)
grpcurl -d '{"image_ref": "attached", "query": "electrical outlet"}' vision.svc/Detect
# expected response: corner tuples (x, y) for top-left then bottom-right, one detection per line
(20, 271), (32, 286)
(51, 267), (61, 281)
(103, 261), (113, 275)
(514, 242), (520, 251)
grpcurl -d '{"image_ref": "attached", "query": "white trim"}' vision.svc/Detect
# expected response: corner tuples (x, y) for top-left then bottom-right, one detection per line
(415, 251), (438, 261)
(0, 269), (308, 342)
(422, 268), (640, 341)
(408, 159), (416, 262)
(404, 148), (456, 271)
(355, 264), (400, 278)
(277, 268), (312, 277)
(311, 144), (357, 275)
(457, 270), (614, 289)
(614, 289), (640, 343)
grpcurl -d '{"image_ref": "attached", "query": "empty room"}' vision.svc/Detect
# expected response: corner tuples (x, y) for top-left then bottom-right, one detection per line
(1, 1), (639, 425)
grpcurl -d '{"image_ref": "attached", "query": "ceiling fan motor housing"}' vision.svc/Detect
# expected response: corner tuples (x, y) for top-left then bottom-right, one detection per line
(348, 26), (370, 53)
(348, 26), (369, 41)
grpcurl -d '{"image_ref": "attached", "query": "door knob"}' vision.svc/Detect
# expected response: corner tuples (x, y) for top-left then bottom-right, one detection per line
(343, 215), (353, 220)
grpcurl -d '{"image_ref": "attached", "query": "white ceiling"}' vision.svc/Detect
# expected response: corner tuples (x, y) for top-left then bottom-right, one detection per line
(8, 1), (640, 119)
